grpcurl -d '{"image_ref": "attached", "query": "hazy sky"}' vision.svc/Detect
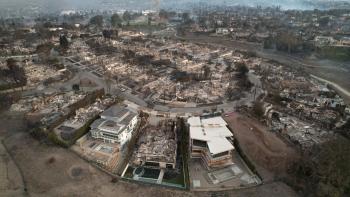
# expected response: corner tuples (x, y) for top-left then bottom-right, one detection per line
(0, 0), (349, 12)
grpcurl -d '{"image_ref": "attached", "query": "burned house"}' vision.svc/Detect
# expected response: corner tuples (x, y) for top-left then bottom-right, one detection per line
(131, 120), (177, 169)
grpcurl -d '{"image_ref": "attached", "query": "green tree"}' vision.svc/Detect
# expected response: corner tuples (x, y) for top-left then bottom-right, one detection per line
(111, 13), (122, 28)
(122, 11), (131, 25)
(72, 84), (80, 91)
(89, 15), (104, 28)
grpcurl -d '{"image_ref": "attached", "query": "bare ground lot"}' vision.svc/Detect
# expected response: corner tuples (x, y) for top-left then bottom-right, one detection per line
(4, 133), (192, 197)
(224, 113), (299, 181)
(0, 112), (191, 197)
(0, 112), (299, 197)
(195, 181), (299, 197)
(0, 139), (25, 196)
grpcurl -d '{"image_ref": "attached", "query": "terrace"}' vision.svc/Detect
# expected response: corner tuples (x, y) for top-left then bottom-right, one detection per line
(72, 136), (120, 172)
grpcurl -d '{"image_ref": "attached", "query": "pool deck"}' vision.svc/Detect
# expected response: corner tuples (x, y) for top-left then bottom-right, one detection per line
(189, 151), (260, 190)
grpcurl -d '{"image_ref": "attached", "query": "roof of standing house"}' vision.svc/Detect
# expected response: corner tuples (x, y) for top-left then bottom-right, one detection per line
(101, 105), (129, 119)
(90, 104), (138, 135)
(201, 117), (227, 127)
(207, 137), (235, 155)
(188, 116), (201, 127)
(101, 104), (138, 122)
(90, 118), (105, 129)
(188, 116), (234, 155)
(120, 113), (138, 125)
(99, 120), (123, 133)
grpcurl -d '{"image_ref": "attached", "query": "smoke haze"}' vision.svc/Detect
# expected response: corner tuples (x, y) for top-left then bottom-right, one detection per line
(0, 0), (349, 13)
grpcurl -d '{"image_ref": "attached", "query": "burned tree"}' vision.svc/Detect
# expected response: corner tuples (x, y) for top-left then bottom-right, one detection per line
(235, 62), (252, 91)
(202, 65), (211, 80)
(288, 137), (350, 197)
(6, 58), (27, 88)
(59, 35), (69, 52)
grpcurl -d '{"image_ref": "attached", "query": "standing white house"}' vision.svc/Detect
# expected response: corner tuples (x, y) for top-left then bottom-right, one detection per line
(90, 104), (138, 146)
(216, 28), (230, 35)
(188, 116), (235, 169)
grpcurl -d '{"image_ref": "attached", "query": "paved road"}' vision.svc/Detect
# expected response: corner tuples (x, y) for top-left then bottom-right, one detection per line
(0, 137), (26, 196)
(311, 74), (350, 98)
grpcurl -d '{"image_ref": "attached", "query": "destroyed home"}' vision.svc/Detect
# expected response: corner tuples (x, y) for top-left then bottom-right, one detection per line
(24, 91), (87, 126)
(131, 120), (177, 169)
(1, 4), (350, 196)
(254, 57), (348, 149)
(267, 110), (336, 150)
(22, 61), (69, 87)
(65, 34), (257, 105)
(121, 118), (186, 188)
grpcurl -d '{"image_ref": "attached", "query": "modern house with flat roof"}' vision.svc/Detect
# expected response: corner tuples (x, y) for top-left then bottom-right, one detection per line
(90, 104), (138, 146)
(188, 116), (235, 169)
